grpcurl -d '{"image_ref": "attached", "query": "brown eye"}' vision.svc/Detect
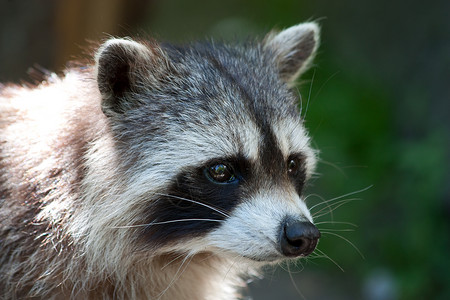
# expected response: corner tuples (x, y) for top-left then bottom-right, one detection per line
(287, 157), (300, 176)
(207, 164), (236, 183)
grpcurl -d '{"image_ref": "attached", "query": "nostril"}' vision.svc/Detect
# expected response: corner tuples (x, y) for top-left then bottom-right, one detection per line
(285, 234), (308, 248)
(280, 219), (320, 257)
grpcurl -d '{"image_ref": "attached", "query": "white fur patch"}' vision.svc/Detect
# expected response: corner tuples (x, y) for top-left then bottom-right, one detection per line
(206, 187), (313, 261)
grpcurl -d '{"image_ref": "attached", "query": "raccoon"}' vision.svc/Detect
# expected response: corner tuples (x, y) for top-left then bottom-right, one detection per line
(0, 22), (320, 299)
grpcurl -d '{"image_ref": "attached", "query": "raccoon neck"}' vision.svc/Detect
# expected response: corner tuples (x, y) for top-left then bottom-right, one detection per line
(149, 253), (247, 300)
(111, 253), (248, 300)
(62, 253), (247, 300)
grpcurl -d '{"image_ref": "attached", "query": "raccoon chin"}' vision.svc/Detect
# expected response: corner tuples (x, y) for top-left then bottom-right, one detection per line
(212, 251), (280, 264)
(241, 254), (282, 263)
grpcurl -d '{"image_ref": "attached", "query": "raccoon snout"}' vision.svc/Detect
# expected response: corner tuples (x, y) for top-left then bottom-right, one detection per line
(279, 218), (320, 257)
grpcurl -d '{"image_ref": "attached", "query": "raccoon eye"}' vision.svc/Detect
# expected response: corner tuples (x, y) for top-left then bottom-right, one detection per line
(206, 164), (236, 184)
(287, 157), (300, 176)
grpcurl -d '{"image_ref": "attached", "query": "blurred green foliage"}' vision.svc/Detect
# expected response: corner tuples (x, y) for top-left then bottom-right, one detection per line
(147, 0), (450, 299)
(303, 63), (449, 300)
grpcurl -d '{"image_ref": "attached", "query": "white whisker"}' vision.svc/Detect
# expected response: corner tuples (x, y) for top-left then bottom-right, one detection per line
(287, 263), (306, 300)
(161, 253), (189, 271)
(314, 221), (357, 227)
(153, 192), (230, 218)
(314, 248), (344, 272)
(318, 159), (348, 178)
(319, 228), (355, 232)
(303, 68), (316, 119)
(156, 254), (194, 300)
(112, 218), (223, 229)
(321, 231), (365, 259)
(310, 70), (340, 103)
(309, 185), (372, 212)
(312, 198), (362, 219)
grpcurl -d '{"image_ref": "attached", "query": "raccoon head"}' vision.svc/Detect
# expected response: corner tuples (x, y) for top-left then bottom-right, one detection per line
(94, 23), (320, 263)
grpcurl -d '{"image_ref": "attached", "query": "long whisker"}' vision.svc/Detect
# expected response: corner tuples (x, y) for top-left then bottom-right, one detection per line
(311, 70), (340, 103)
(153, 192), (230, 218)
(318, 228), (355, 232)
(112, 218), (223, 229)
(287, 263), (306, 300)
(319, 159), (348, 178)
(303, 193), (323, 202)
(304, 253), (322, 264)
(304, 193), (337, 222)
(312, 198), (362, 218)
(303, 68), (316, 119)
(156, 254), (194, 300)
(314, 248), (344, 272)
(315, 221), (358, 227)
(321, 231), (365, 259)
(279, 259), (304, 274)
(298, 87), (304, 117)
(308, 185), (372, 212)
(223, 252), (248, 282)
(160, 253), (187, 271)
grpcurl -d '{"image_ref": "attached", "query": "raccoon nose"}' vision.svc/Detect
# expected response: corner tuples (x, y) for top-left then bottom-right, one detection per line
(279, 219), (320, 257)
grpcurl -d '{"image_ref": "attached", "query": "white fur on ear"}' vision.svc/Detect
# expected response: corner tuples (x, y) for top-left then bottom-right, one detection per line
(95, 38), (152, 114)
(94, 38), (151, 69)
(95, 38), (171, 116)
(264, 22), (320, 85)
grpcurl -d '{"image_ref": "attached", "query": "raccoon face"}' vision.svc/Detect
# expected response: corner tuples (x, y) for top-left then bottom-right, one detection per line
(95, 23), (320, 262)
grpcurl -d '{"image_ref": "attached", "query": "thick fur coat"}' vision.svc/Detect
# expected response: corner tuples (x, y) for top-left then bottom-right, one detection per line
(0, 23), (320, 299)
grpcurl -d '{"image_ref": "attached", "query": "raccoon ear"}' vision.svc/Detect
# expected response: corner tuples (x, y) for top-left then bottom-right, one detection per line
(95, 38), (170, 115)
(264, 22), (320, 85)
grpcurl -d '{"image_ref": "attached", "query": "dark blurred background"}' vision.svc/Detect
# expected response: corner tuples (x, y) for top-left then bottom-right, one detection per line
(1, 0), (449, 299)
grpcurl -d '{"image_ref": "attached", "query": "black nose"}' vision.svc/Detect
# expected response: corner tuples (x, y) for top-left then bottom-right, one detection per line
(279, 219), (320, 257)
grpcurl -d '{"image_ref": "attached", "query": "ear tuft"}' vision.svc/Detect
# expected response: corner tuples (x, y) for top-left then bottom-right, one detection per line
(264, 22), (320, 85)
